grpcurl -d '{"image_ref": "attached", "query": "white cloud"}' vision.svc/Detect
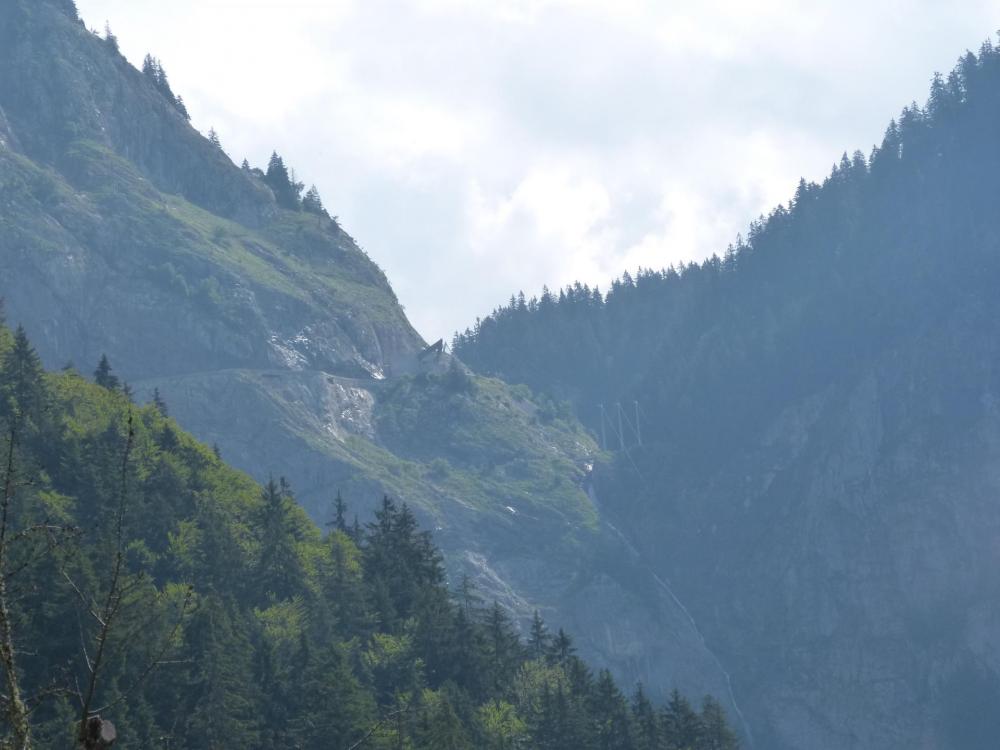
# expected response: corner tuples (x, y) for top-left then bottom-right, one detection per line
(76, 0), (1000, 339)
(470, 169), (612, 251)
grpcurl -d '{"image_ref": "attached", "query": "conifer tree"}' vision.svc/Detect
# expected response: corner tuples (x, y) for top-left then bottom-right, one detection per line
(286, 643), (376, 749)
(591, 669), (632, 750)
(547, 684), (591, 750)
(483, 602), (522, 698)
(632, 683), (661, 750)
(103, 21), (118, 52)
(0, 331), (34, 750)
(529, 610), (550, 660)
(331, 490), (348, 533)
(548, 628), (575, 665)
(265, 152), (302, 210)
(140, 54), (189, 119)
(449, 604), (488, 700)
(174, 95), (190, 120)
(700, 696), (739, 750)
(192, 494), (246, 594)
(180, 599), (262, 748)
(151, 388), (168, 416)
(1, 326), (47, 425)
(457, 574), (483, 617)
(94, 354), (119, 391)
(254, 477), (304, 600)
(363, 497), (444, 631)
(265, 152), (288, 190)
(662, 689), (703, 750)
(478, 700), (527, 750)
(302, 185), (327, 216)
(416, 695), (472, 749)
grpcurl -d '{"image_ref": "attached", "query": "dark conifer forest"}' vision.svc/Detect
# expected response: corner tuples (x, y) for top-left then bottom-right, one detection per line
(454, 39), (1000, 476)
(454, 38), (1000, 750)
(0, 320), (737, 748)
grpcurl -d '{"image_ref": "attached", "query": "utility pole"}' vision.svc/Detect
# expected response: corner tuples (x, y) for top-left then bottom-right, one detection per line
(599, 404), (607, 451)
(634, 401), (642, 447)
(616, 403), (625, 452)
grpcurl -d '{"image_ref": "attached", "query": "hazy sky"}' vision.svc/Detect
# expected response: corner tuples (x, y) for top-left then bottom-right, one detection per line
(76, 0), (999, 341)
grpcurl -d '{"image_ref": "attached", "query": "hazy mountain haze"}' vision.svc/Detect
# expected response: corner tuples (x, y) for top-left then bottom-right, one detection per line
(74, 0), (999, 340)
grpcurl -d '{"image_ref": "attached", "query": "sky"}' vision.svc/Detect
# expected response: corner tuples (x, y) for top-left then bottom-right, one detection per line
(76, 0), (1000, 341)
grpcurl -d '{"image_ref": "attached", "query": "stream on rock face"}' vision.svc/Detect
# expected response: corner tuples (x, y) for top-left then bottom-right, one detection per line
(590, 483), (755, 747)
(646, 568), (755, 748)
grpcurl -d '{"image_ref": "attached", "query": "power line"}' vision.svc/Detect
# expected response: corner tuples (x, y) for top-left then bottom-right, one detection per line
(598, 400), (643, 453)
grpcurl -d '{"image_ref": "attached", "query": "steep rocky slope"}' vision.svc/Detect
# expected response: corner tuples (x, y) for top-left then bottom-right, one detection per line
(0, 0), (745, 723)
(455, 42), (1000, 749)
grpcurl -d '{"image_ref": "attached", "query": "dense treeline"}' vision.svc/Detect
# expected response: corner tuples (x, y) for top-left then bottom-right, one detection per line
(241, 151), (330, 217)
(453, 37), (1000, 473)
(0, 318), (737, 749)
(140, 54), (189, 120)
(452, 41), (1000, 748)
(139, 46), (328, 217)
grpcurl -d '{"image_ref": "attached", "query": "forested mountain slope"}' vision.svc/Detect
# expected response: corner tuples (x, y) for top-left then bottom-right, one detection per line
(0, 0), (744, 721)
(455, 40), (1000, 750)
(0, 322), (740, 748)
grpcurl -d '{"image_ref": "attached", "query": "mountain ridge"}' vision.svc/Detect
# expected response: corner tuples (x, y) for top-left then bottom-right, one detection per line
(0, 0), (744, 725)
(0, 0), (276, 227)
(455, 37), (1000, 749)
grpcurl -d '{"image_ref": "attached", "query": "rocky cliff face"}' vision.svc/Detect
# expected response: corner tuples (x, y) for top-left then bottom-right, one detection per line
(0, 0), (273, 226)
(617, 309), (1000, 749)
(0, 0), (745, 725)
